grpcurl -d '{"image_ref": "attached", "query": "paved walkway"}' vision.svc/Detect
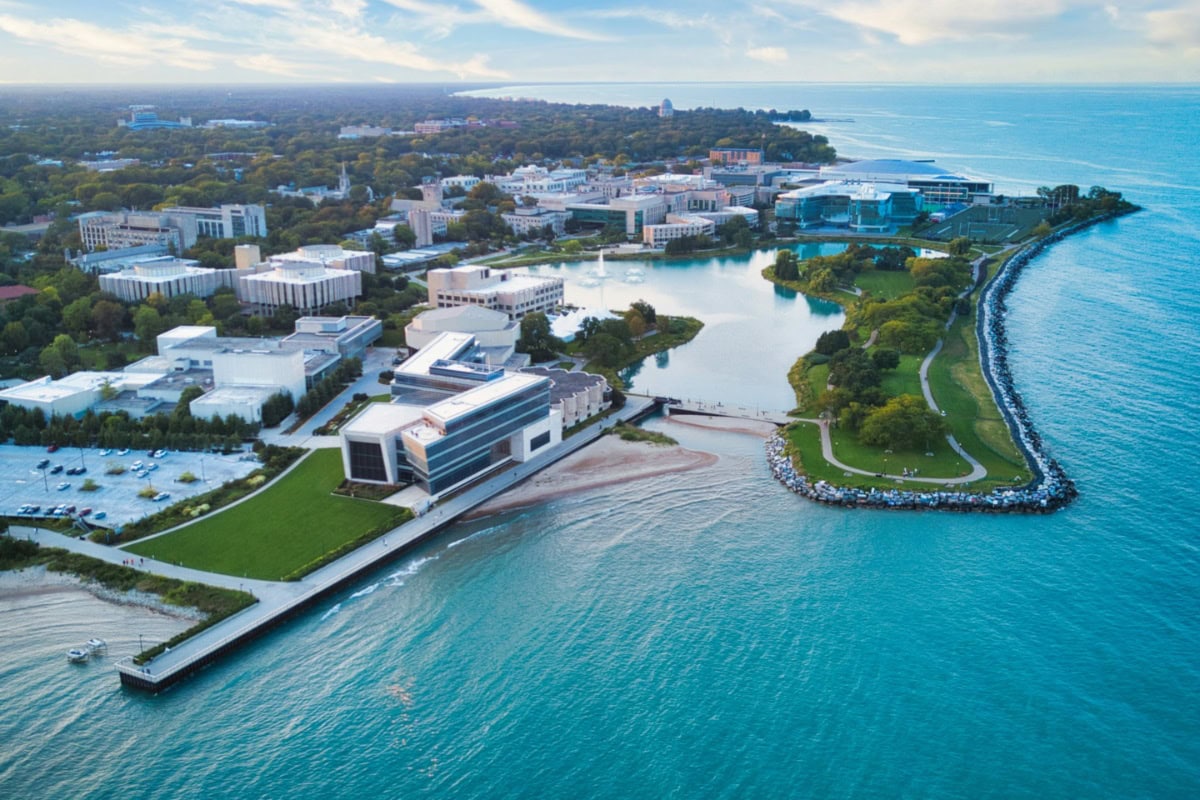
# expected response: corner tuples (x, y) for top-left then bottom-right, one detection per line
(666, 399), (792, 426)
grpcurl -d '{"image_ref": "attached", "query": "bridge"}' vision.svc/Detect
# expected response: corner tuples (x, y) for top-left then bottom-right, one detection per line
(657, 397), (794, 426)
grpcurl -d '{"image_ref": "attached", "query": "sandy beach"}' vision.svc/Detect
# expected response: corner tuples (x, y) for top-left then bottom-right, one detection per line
(467, 414), (778, 518)
(0, 565), (205, 622)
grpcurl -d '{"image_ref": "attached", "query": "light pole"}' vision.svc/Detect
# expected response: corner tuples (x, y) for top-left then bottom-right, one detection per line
(138, 633), (144, 652)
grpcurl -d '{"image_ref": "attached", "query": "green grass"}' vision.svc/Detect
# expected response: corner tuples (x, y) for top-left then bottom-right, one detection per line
(855, 270), (915, 300)
(125, 449), (410, 580)
(611, 422), (677, 446)
(879, 354), (924, 398)
(926, 315), (1032, 490)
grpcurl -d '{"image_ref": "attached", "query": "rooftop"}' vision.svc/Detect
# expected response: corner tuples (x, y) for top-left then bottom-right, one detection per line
(342, 402), (425, 437)
(425, 372), (546, 426)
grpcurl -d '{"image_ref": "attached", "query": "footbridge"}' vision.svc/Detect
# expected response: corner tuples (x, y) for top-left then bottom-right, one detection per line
(658, 397), (793, 426)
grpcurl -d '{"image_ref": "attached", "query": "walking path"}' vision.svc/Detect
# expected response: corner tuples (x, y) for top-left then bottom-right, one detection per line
(18, 396), (657, 692)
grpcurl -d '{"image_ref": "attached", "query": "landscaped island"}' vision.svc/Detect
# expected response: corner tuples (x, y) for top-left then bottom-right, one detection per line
(760, 189), (1138, 512)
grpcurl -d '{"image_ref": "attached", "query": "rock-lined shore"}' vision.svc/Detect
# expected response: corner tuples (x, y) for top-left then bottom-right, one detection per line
(768, 211), (1135, 512)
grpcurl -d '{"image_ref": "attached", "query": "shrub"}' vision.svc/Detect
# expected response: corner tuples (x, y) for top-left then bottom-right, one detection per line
(80, 478), (100, 492)
(178, 471), (198, 484)
(105, 463), (126, 475)
(138, 486), (158, 499)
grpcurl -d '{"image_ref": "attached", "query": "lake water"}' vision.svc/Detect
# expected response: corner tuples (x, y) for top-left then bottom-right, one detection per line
(526, 242), (845, 409)
(2, 84), (1198, 799)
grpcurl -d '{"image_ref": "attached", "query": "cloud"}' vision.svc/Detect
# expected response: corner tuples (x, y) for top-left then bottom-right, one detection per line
(781, 0), (1071, 45)
(1145, 2), (1200, 53)
(746, 45), (789, 64)
(473, 0), (608, 40)
(233, 53), (311, 77)
(380, 0), (485, 37)
(0, 14), (216, 70)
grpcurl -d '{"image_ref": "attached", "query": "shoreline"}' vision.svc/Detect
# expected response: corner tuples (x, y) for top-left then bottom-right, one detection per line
(466, 415), (772, 518)
(0, 564), (206, 622)
(769, 208), (1138, 512)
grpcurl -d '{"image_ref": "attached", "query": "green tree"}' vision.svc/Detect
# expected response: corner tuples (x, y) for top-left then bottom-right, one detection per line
(90, 300), (125, 341)
(815, 329), (850, 356)
(773, 249), (799, 281)
(1, 321), (29, 355)
(858, 394), (946, 451)
(516, 312), (563, 362)
(133, 305), (167, 349)
(62, 297), (93, 340)
(947, 236), (972, 257)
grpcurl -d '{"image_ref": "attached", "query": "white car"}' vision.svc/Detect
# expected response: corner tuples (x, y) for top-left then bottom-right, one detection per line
(152, 491), (171, 502)
(56, 482), (70, 491)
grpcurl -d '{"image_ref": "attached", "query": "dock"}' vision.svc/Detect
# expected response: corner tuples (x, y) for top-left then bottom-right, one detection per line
(17, 396), (659, 693)
(661, 398), (793, 426)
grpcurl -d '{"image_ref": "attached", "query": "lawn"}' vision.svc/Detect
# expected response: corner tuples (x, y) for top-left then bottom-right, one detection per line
(125, 449), (410, 580)
(879, 353), (924, 398)
(926, 315), (1032, 489)
(855, 269), (915, 300)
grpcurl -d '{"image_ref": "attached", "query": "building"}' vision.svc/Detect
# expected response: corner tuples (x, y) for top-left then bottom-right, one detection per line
(0, 285), (40, 305)
(282, 315), (383, 361)
(338, 125), (390, 139)
(501, 207), (569, 237)
(404, 305), (521, 366)
(521, 367), (609, 428)
(0, 371), (165, 418)
(818, 159), (993, 204)
(272, 164), (352, 205)
(441, 175), (481, 191)
(341, 333), (560, 495)
(159, 204), (267, 241)
(426, 266), (563, 321)
(77, 204), (266, 253)
(774, 181), (922, 231)
(78, 211), (187, 253)
(271, 244), (375, 275)
(238, 254), (362, 314)
(566, 194), (668, 238)
(643, 214), (717, 247)
(119, 107), (191, 130)
(98, 257), (238, 302)
(71, 243), (170, 274)
(659, 98), (674, 118)
(710, 148), (764, 165)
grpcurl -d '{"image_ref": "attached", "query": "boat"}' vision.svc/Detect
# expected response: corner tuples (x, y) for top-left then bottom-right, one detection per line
(86, 638), (107, 655)
(66, 648), (89, 663)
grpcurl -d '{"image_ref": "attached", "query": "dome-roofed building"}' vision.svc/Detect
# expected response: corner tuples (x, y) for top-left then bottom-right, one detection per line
(819, 159), (992, 203)
(659, 98), (674, 118)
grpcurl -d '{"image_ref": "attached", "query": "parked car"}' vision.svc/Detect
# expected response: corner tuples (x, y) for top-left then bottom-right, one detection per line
(116, 449), (129, 456)
(131, 460), (144, 471)
(152, 449), (167, 458)
(98, 449), (110, 457)
(36, 459), (50, 469)
(56, 482), (70, 491)
(46, 444), (59, 453)
(147, 463), (159, 472)
(64, 505), (76, 514)
(50, 465), (64, 475)
(27, 505), (40, 514)
(79, 507), (92, 517)
(152, 492), (171, 502)
(92, 511), (106, 520)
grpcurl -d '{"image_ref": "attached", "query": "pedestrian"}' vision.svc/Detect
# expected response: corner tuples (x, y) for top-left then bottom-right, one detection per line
(140, 557), (144, 567)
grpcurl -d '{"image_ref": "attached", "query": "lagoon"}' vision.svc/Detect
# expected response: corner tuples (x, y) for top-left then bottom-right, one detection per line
(527, 242), (845, 409)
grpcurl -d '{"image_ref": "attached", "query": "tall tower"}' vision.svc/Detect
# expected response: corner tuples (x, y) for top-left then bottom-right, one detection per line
(338, 163), (350, 197)
(420, 177), (443, 206)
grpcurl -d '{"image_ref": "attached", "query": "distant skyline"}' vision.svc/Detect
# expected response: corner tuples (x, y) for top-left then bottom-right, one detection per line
(0, 0), (1197, 85)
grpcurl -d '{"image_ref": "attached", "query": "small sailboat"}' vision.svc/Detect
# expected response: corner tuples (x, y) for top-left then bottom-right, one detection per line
(66, 648), (89, 664)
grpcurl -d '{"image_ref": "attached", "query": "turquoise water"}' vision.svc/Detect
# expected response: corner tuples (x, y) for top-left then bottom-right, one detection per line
(2, 85), (1199, 798)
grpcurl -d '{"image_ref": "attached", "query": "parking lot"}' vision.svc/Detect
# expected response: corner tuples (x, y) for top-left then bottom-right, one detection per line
(1, 443), (262, 529)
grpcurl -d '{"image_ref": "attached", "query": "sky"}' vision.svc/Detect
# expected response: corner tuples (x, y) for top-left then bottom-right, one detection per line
(0, 0), (1196, 85)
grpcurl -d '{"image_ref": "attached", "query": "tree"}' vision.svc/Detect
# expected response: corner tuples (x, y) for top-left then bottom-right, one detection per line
(815, 329), (850, 356)
(1, 321), (29, 355)
(871, 348), (901, 370)
(947, 236), (972, 257)
(773, 249), (799, 281)
(858, 394), (946, 451)
(133, 305), (167, 349)
(61, 297), (93, 339)
(260, 391), (295, 428)
(630, 300), (656, 326)
(393, 224), (416, 250)
(516, 312), (563, 362)
(90, 300), (125, 341)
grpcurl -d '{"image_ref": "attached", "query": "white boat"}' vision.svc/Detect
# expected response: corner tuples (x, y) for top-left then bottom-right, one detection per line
(86, 638), (107, 654)
(66, 648), (89, 663)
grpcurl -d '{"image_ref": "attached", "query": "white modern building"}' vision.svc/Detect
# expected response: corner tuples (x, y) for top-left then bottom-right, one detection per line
(238, 253), (363, 313)
(774, 181), (922, 231)
(521, 367), (609, 429)
(643, 214), (717, 247)
(404, 305), (521, 366)
(501, 207), (570, 236)
(341, 332), (561, 496)
(98, 256), (238, 302)
(272, 244), (375, 275)
(426, 266), (563, 321)
(78, 204), (266, 252)
(0, 371), (164, 418)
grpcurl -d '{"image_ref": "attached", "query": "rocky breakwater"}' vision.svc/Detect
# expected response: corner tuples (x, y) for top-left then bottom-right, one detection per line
(768, 211), (1133, 513)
